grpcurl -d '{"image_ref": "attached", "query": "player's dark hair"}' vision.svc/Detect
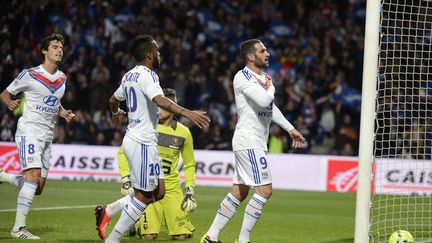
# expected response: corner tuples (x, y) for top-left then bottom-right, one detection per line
(240, 39), (261, 62)
(163, 88), (177, 101)
(128, 35), (156, 62)
(41, 33), (64, 51)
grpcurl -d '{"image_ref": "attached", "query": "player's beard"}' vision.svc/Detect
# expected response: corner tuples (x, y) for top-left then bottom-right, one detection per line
(254, 56), (268, 69)
(153, 56), (161, 69)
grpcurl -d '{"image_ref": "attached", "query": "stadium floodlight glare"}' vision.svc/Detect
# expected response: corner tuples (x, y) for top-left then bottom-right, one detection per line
(355, 0), (432, 242)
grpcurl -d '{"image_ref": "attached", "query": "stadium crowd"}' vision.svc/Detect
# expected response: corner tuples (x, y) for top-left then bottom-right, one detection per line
(0, 0), (366, 155)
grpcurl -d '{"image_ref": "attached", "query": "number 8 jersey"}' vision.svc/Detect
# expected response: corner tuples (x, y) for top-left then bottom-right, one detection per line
(6, 65), (67, 142)
(114, 65), (164, 145)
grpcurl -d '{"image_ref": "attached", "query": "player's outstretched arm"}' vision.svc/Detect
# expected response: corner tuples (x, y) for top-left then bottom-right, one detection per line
(59, 104), (75, 123)
(181, 129), (197, 212)
(153, 95), (210, 129)
(272, 104), (305, 149)
(109, 95), (126, 127)
(0, 89), (20, 111)
(181, 129), (196, 189)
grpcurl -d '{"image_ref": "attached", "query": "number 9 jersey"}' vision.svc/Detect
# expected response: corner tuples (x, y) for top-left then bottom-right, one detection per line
(114, 65), (164, 145)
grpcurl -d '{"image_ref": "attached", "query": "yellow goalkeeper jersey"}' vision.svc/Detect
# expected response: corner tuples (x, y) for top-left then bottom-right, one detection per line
(118, 120), (196, 192)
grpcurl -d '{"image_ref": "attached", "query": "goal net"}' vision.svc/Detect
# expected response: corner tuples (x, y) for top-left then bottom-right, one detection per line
(370, 0), (432, 241)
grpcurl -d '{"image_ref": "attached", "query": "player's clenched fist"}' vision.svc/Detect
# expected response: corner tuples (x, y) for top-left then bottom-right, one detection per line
(7, 99), (20, 111)
(59, 108), (75, 123)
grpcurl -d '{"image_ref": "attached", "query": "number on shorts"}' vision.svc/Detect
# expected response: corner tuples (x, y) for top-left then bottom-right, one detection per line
(259, 157), (267, 169)
(149, 163), (161, 176)
(28, 144), (35, 154)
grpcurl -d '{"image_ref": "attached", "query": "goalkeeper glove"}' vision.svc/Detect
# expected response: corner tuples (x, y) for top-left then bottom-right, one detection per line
(120, 176), (133, 196)
(181, 186), (197, 212)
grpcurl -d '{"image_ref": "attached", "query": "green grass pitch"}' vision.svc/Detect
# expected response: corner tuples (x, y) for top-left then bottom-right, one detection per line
(0, 180), (355, 242)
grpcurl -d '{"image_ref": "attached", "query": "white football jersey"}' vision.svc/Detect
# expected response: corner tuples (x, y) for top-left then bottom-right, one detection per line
(7, 65), (67, 142)
(114, 65), (163, 145)
(232, 66), (276, 151)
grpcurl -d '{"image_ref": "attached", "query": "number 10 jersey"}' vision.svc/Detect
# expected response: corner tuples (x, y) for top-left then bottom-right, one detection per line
(114, 65), (164, 145)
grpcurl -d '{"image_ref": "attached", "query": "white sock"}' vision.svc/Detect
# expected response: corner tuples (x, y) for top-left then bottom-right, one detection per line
(106, 194), (131, 218)
(106, 196), (147, 242)
(238, 194), (267, 242)
(207, 193), (240, 241)
(12, 175), (25, 189)
(13, 181), (38, 232)
(0, 170), (23, 188)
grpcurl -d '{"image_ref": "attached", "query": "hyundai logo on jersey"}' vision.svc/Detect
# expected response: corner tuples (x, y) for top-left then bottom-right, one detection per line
(43, 95), (59, 107)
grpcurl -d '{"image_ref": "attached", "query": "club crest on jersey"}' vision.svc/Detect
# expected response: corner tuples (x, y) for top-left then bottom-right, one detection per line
(265, 73), (272, 83)
(170, 138), (181, 149)
(43, 95), (59, 107)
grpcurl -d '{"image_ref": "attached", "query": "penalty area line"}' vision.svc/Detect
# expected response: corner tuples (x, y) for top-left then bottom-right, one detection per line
(0, 205), (95, 213)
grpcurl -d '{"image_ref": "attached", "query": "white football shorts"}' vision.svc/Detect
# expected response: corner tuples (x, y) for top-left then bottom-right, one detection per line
(233, 149), (272, 186)
(15, 136), (51, 178)
(123, 136), (164, 192)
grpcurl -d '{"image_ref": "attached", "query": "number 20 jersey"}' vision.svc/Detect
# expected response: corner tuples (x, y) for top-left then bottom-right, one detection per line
(114, 65), (164, 145)
(6, 65), (66, 142)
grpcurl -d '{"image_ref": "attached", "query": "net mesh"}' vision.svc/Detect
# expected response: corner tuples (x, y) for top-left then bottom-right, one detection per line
(371, 0), (432, 241)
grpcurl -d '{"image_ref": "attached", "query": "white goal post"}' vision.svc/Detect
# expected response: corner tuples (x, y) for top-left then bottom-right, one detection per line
(355, 0), (432, 242)
(354, 0), (380, 241)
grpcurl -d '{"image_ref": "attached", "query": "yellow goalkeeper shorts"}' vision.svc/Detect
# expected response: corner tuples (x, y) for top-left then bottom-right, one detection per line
(136, 186), (195, 237)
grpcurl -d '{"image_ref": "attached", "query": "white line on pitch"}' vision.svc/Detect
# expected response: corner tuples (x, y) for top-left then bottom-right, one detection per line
(0, 205), (95, 213)
(415, 239), (432, 243)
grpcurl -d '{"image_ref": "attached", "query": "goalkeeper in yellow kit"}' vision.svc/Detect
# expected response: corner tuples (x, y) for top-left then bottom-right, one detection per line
(118, 88), (196, 240)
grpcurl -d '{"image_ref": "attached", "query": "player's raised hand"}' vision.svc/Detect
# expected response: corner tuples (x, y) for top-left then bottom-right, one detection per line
(59, 109), (75, 123)
(183, 110), (210, 129)
(288, 129), (305, 149)
(111, 109), (126, 127)
(7, 99), (20, 111)
(265, 73), (273, 88)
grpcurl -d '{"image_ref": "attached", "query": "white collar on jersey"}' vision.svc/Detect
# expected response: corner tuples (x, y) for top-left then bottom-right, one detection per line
(38, 64), (59, 79)
(244, 66), (264, 78)
(136, 65), (153, 73)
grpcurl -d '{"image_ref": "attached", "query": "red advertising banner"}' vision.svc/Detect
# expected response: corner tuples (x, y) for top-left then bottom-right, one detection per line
(0, 143), (21, 174)
(327, 159), (358, 193)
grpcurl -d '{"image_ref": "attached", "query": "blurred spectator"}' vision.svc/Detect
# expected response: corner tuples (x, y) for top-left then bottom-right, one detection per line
(111, 130), (123, 146)
(0, 113), (15, 141)
(91, 55), (110, 81)
(334, 114), (359, 155)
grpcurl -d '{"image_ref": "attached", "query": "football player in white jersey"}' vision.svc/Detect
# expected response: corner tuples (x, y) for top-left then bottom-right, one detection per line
(0, 33), (75, 240)
(201, 39), (305, 243)
(94, 35), (210, 243)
